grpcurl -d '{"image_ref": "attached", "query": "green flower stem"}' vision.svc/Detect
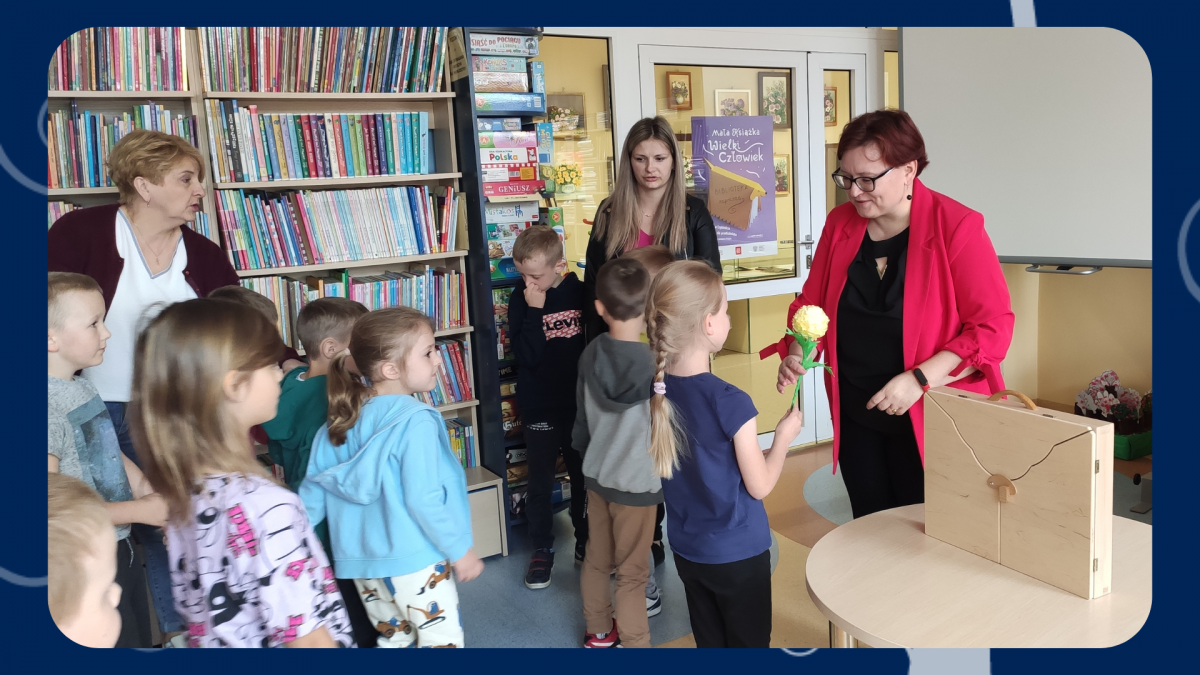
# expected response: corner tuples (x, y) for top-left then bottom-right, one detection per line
(783, 329), (833, 408)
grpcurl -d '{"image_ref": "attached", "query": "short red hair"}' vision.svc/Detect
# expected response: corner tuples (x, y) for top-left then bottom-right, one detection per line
(837, 109), (929, 177)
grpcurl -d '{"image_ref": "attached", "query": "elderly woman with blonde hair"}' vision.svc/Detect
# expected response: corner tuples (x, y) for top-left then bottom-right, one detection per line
(48, 129), (244, 641)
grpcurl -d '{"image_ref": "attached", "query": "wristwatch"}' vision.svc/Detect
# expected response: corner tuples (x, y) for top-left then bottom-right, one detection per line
(912, 368), (931, 392)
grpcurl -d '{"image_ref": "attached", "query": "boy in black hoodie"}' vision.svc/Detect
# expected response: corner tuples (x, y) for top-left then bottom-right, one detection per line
(508, 225), (588, 589)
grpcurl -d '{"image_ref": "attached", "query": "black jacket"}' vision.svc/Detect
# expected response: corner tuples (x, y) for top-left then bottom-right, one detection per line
(507, 272), (587, 418)
(584, 193), (721, 342)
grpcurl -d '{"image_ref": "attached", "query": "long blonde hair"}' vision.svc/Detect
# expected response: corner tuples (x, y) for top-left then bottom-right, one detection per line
(593, 116), (688, 260)
(645, 260), (725, 478)
(327, 307), (434, 446)
(129, 298), (284, 524)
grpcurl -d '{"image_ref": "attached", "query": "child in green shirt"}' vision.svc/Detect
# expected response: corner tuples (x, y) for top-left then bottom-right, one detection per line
(263, 297), (368, 494)
(262, 296), (370, 645)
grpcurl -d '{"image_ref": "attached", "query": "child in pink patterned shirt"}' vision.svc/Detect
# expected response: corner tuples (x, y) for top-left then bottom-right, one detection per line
(129, 298), (354, 648)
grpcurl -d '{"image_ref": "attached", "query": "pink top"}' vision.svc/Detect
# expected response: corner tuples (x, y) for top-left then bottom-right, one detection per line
(760, 178), (1014, 474)
(635, 230), (655, 249)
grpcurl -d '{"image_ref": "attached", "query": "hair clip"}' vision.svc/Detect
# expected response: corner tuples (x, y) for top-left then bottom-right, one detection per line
(653, 382), (667, 395)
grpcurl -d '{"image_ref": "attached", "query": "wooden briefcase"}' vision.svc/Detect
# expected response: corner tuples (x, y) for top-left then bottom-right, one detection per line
(924, 388), (1114, 599)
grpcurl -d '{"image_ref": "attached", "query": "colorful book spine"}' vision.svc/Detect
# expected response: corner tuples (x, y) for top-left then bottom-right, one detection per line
(205, 104), (437, 183)
(216, 186), (458, 271)
(50, 27), (188, 91)
(195, 27), (447, 93)
(474, 92), (546, 115)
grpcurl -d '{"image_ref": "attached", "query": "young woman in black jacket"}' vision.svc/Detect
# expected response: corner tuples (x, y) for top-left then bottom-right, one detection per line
(584, 116), (721, 342)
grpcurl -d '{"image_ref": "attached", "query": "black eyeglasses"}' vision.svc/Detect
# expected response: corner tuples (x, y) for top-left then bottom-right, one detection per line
(831, 167), (895, 192)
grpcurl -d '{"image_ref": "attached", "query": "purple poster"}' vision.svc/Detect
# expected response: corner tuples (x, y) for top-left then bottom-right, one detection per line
(691, 115), (777, 259)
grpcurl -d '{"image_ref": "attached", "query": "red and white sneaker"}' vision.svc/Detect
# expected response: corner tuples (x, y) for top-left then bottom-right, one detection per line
(583, 621), (620, 648)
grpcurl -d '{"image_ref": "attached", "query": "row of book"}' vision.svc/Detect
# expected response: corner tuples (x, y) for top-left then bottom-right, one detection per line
(198, 27), (448, 94)
(309, 266), (468, 332)
(215, 185), (460, 271)
(239, 275), (308, 349)
(47, 202), (79, 228)
(445, 418), (478, 469)
(413, 339), (475, 408)
(49, 27), (189, 92)
(47, 104), (200, 190)
(204, 103), (437, 184)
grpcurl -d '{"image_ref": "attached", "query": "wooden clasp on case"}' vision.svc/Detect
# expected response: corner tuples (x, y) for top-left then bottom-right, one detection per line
(988, 474), (1017, 503)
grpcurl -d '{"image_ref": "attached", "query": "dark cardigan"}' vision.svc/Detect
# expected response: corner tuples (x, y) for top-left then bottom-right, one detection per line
(48, 204), (302, 365)
(49, 203), (241, 308)
(583, 193), (721, 342)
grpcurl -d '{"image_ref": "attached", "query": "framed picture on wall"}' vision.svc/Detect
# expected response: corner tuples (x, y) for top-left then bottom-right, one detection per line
(758, 72), (790, 129)
(667, 71), (692, 110)
(774, 154), (790, 196)
(824, 86), (838, 126)
(547, 93), (586, 138)
(714, 89), (752, 116)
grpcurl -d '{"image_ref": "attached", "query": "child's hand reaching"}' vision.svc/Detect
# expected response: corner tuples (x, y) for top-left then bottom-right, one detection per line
(453, 549), (485, 582)
(775, 403), (803, 447)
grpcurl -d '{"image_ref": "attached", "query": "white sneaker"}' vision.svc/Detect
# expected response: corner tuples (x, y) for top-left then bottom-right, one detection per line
(646, 592), (662, 617)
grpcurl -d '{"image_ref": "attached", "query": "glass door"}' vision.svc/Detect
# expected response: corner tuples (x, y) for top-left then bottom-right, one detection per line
(638, 45), (816, 448)
(807, 52), (867, 443)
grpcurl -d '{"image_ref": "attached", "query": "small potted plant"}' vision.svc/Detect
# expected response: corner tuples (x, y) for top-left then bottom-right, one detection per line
(1074, 370), (1151, 460)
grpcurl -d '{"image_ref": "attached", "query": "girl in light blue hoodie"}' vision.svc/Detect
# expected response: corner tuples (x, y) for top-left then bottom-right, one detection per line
(300, 307), (483, 648)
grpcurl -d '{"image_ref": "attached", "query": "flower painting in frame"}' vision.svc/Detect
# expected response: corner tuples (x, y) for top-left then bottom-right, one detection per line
(758, 72), (790, 129)
(667, 71), (692, 110)
(715, 89), (752, 117)
(824, 86), (838, 126)
(774, 154), (790, 196)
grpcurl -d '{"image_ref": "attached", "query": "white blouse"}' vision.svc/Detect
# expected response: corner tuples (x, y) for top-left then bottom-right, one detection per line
(83, 209), (197, 402)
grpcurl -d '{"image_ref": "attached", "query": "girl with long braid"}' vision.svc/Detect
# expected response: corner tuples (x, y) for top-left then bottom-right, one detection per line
(646, 260), (802, 648)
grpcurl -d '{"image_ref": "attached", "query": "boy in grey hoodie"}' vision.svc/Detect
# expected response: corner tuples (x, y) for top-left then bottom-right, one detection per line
(573, 258), (661, 649)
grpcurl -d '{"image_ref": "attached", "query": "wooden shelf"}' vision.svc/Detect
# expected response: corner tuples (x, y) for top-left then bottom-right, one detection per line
(465, 465), (503, 492)
(435, 326), (474, 338)
(204, 91), (453, 101)
(214, 172), (461, 191)
(49, 187), (118, 197)
(48, 90), (195, 100)
(235, 250), (468, 277)
(434, 399), (480, 414)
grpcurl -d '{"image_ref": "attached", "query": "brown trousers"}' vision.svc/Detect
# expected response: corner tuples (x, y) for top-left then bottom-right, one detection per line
(580, 489), (657, 648)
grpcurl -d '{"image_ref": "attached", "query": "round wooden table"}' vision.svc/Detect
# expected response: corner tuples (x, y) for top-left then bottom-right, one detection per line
(805, 505), (1152, 648)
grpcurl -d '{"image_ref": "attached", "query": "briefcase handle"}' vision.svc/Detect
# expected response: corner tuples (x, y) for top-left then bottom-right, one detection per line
(988, 390), (1037, 411)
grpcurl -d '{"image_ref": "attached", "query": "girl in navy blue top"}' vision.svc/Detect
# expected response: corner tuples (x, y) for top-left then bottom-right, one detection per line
(645, 261), (803, 648)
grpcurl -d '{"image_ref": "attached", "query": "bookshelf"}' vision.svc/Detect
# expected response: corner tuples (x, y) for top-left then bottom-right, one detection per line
(48, 26), (507, 558)
(451, 27), (562, 531)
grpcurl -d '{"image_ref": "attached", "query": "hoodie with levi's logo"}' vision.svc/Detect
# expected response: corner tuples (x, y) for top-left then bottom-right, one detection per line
(507, 272), (586, 419)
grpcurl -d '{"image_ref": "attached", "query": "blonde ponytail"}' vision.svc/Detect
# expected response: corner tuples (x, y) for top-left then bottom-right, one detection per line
(645, 260), (726, 479)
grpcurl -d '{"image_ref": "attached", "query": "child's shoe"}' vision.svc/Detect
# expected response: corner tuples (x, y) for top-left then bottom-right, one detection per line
(584, 621), (620, 648)
(646, 590), (662, 618)
(525, 548), (555, 589)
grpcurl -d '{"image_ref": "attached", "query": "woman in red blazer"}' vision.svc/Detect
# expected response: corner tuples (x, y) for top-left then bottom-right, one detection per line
(764, 110), (1014, 519)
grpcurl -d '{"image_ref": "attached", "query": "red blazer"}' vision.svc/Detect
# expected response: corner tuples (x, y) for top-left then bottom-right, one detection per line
(762, 178), (1014, 472)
